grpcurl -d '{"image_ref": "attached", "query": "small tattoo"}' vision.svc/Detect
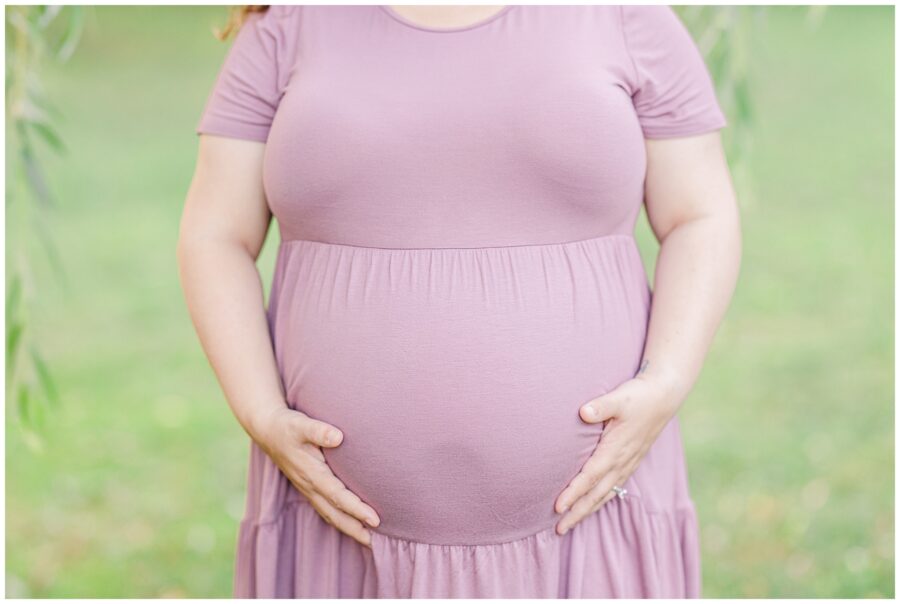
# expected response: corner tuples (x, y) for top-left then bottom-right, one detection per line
(638, 359), (649, 374)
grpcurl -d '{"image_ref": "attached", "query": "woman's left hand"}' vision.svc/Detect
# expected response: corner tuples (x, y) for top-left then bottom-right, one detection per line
(554, 372), (685, 535)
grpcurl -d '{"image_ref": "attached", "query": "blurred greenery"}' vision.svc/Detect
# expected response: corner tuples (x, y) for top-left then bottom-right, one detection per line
(5, 4), (894, 598)
(6, 5), (86, 450)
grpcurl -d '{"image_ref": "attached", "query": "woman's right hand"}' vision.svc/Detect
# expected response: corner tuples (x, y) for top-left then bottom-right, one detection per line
(251, 405), (381, 547)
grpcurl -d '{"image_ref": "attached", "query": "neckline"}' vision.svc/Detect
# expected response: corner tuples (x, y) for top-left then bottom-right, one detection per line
(379, 5), (515, 34)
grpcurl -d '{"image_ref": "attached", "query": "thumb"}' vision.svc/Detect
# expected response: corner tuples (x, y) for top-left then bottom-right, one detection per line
(301, 417), (343, 448)
(580, 390), (621, 424)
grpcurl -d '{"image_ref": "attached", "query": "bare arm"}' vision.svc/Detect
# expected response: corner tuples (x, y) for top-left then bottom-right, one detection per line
(177, 136), (285, 439)
(176, 135), (380, 545)
(556, 129), (741, 532)
(637, 130), (742, 403)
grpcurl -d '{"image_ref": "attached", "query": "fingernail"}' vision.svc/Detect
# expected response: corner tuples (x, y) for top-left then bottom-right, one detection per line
(559, 503), (569, 514)
(326, 430), (340, 445)
(366, 515), (380, 527)
(581, 405), (597, 419)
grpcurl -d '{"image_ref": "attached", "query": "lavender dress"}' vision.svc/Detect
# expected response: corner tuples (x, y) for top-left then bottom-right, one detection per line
(195, 4), (727, 598)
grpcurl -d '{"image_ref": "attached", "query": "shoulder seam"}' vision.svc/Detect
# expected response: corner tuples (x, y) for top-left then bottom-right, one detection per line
(618, 5), (641, 94)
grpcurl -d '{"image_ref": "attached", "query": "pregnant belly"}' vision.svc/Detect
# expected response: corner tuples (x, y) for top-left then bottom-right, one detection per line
(269, 234), (651, 545)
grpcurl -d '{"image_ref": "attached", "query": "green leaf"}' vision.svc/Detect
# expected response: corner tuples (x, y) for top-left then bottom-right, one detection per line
(15, 382), (30, 427)
(18, 95), (52, 125)
(7, 320), (23, 374)
(30, 384), (46, 430)
(8, 7), (48, 56)
(6, 272), (22, 326)
(36, 5), (62, 30)
(23, 85), (66, 123)
(55, 7), (84, 63)
(30, 345), (59, 407)
(27, 119), (65, 153)
(20, 141), (56, 207)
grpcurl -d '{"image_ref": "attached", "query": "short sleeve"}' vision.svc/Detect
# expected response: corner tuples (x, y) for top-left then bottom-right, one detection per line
(621, 5), (728, 139)
(195, 6), (297, 142)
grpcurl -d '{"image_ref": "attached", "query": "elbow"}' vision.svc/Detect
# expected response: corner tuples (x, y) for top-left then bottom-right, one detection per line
(175, 219), (220, 277)
(176, 222), (258, 270)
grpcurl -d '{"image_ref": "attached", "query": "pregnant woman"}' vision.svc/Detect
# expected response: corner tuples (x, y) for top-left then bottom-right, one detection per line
(178, 4), (741, 598)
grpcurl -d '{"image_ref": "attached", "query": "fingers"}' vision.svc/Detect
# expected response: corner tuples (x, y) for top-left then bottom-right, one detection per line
(587, 486), (619, 516)
(282, 411), (385, 544)
(555, 441), (620, 514)
(309, 462), (381, 528)
(275, 411), (382, 540)
(586, 456), (641, 515)
(580, 391), (622, 424)
(298, 415), (344, 448)
(307, 491), (374, 548)
(557, 456), (641, 536)
(556, 379), (669, 535)
(284, 455), (382, 547)
(556, 474), (619, 535)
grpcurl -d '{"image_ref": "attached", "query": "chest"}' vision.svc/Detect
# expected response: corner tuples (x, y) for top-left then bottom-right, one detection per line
(262, 6), (648, 246)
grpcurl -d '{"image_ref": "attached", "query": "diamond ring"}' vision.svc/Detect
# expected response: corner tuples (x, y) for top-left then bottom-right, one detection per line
(611, 485), (627, 499)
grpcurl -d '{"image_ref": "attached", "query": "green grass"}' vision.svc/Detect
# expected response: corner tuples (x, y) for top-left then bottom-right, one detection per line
(6, 5), (894, 598)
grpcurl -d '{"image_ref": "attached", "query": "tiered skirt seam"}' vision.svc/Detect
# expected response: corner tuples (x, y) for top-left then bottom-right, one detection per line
(243, 492), (698, 546)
